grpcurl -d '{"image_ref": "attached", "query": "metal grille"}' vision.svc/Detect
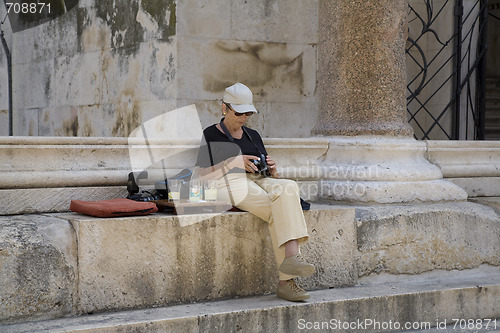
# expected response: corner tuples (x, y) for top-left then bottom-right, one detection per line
(406, 0), (489, 140)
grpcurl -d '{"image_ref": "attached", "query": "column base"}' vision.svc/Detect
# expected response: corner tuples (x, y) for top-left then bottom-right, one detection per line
(280, 136), (468, 204)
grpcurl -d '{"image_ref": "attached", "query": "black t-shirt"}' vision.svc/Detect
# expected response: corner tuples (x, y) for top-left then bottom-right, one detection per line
(196, 123), (267, 169)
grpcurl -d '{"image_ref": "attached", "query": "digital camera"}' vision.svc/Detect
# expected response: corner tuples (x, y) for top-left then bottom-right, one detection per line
(250, 153), (271, 177)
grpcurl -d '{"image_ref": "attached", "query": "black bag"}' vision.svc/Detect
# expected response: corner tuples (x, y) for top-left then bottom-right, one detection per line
(155, 168), (192, 200)
(300, 198), (311, 210)
(126, 171), (163, 201)
(127, 169), (193, 203)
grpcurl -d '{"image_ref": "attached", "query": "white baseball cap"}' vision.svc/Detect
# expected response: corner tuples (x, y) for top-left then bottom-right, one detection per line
(223, 83), (258, 114)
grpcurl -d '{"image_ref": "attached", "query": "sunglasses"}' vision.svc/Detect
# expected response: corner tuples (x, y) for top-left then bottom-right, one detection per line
(225, 103), (254, 117)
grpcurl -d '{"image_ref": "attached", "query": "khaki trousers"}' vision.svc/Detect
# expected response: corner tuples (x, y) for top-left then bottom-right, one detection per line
(216, 172), (309, 281)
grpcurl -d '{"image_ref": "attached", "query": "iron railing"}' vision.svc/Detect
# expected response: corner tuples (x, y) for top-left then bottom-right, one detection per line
(406, 0), (489, 140)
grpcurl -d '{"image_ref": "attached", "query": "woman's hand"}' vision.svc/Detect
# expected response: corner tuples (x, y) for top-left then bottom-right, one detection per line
(266, 155), (280, 178)
(226, 155), (259, 173)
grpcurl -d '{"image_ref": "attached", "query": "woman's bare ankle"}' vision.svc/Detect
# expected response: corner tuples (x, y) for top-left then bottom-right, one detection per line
(284, 239), (299, 258)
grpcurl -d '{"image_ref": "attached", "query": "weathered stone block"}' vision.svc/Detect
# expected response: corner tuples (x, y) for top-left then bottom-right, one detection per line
(0, 187), (128, 215)
(230, 0), (318, 44)
(470, 197), (500, 215)
(246, 102), (319, 138)
(299, 208), (358, 290)
(356, 202), (500, 276)
(12, 60), (51, 110)
(0, 215), (77, 324)
(61, 207), (356, 314)
(0, 68), (9, 111)
(450, 177), (500, 197)
(13, 108), (39, 136)
(5, 272), (500, 332)
(77, 1), (176, 53)
(1, 0), (320, 137)
(177, 38), (316, 103)
(176, 0), (230, 39)
(1, 201), (499, 325)
(11, 7), (78, 64)
(0, 111), (8, 135)
(426, 140), (500, 178)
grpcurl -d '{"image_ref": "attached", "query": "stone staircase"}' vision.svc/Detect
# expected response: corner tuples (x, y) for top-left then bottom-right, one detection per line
(1, 137), (500, 332)
(1, 201), (499, 333)
(485, 76), (500, 140)
(1, 268), (499, 333)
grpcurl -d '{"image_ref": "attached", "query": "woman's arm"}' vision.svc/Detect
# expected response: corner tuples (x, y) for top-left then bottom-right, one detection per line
(198, 154), (260, 180)
(198, 158), (228, 180)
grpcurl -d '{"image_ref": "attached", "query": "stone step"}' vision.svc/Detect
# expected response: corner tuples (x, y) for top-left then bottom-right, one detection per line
(486, 115), (500, 125)
(486, 103), (500, 111)
(486, 77), (500, 90)
(486, 84), (500, 90)
(485, 127), (500, 138)
(485, 107), (500, 138)
(2, 201), (499, 325)
(486, 108), (500, 115)
(485, 114), (500, 121)
(2, 270), (499, 333)
(485, 77), (500, 89)
(486, 94), (500, 101)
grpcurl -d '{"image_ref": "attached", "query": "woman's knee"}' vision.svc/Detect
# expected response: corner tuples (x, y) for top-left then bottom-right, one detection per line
(267, 179), (300, 199)
(284, 179), (300, 194)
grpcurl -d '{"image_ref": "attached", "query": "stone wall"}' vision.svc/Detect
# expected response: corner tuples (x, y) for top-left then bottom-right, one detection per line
(0, 0), (318, 138)
(1, 1), (492, 140)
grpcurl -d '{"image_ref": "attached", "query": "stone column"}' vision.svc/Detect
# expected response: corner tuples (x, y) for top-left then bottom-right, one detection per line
(313, 0), (413, 136)
(308, 0), (468, 203)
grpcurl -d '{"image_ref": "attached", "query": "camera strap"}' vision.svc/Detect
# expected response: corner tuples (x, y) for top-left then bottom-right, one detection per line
(219, 118), (264, 156)
(219, 117), (236, 143)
